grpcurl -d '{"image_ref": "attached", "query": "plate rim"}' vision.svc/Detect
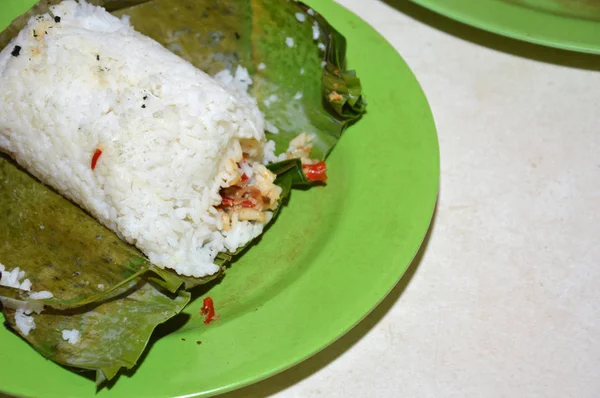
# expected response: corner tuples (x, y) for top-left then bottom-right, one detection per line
(410, 0), (600, 54)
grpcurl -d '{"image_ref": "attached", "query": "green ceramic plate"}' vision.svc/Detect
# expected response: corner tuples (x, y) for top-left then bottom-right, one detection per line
(0, 1), (439, 397)
(411, 0), (600, 54)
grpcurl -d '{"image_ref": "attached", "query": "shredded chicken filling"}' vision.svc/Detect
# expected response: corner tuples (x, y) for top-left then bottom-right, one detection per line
(217, 155), (281, 230)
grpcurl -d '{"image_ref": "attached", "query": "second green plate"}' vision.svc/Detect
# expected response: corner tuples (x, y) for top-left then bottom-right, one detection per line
(411, 0), (600, 54)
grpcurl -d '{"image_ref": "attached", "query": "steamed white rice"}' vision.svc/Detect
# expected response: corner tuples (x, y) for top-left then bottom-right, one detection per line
(61, 329), (81, 344)
(14, 310), (36, 336)
(0, 1), (275, 277)
(0, 262), (54, 335)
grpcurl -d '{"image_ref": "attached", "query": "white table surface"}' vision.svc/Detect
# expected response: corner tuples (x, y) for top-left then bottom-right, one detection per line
(222, 1), (600, 397)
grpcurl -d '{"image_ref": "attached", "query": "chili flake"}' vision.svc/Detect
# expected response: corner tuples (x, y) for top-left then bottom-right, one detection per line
(91, 148), (103, 170)
(221, 196), (234, 207)
(200, 297), (217, 324)
(240, 200), (254, 208)
(303, 161), (327, 182)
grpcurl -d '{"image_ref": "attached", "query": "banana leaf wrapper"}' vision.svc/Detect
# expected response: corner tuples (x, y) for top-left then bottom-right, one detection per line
(0, 0), (366, 386)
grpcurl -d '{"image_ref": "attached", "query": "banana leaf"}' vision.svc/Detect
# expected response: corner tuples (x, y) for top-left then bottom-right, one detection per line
(0, 154), (202, 309)
(0, 0), (365, 386)
(0, 153), (200, 385)
(3, 280), (191, 385)
(114, 0), (365, 157)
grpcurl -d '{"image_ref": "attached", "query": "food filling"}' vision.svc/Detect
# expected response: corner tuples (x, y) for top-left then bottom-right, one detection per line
(217, 150), (281, 230)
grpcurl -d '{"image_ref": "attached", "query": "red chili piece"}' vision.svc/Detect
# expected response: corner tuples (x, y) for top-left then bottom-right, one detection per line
(91, 148), (103, 170)
(241, 173), (249, 182)
(221, 196), (234, 207)
(200, 297), (216, 324)
(240, 200), (254, 208)
(303, 161), (327, 182)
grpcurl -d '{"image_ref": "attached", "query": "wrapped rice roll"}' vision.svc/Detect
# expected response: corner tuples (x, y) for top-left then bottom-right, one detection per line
(0, 0), (281, 277)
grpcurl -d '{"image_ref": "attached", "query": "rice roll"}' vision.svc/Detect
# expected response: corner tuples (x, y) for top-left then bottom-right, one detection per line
(0, 0), (282, 277)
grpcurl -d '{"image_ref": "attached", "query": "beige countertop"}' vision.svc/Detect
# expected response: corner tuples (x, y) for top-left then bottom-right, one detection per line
(223, 1), (600, 397)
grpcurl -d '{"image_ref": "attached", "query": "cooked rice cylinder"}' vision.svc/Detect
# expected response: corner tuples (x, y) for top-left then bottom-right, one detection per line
(0, 1), (276, 277)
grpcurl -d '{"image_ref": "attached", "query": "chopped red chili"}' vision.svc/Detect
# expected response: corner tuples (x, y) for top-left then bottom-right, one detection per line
(91, 148), (103, 170)
(303, 161), (327, 182)
(200, 297), (216, 324)
(241, 173), (249, 182)
(219, 184), (269, 212)
(240, 200), (254, 208)
(221, 196), (234, 207)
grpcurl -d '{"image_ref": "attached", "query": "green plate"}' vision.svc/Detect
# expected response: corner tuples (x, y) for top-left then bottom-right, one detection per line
(410, 0), (600, 54)
(0, 1), (439, 396)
